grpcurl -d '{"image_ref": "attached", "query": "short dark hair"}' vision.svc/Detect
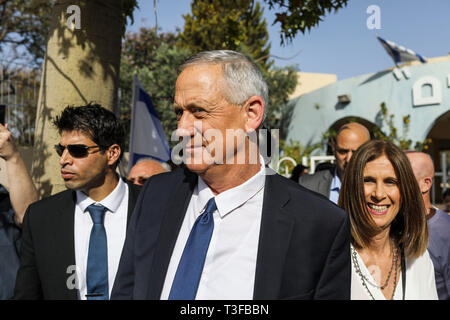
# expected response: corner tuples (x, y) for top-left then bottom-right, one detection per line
(338, 140), (428, 259)
(52, 103), (125, 163)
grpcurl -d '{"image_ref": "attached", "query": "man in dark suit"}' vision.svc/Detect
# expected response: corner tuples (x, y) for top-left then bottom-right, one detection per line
(112, 50), (351, 300)
(299, 122), (370, 203)
(14, 104), (140, 300)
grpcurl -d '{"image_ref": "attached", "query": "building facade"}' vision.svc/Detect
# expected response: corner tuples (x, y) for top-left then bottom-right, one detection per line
(286, 56), (450, 201)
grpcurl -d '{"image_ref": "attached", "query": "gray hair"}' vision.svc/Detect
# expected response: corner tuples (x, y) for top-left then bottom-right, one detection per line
(179, 50), (269, 121)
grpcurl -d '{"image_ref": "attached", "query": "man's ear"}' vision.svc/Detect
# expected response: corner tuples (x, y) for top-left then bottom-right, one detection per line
(244, 95), (265, 132)
(421, 176), (433, 194)
(106, 144), (121, 166)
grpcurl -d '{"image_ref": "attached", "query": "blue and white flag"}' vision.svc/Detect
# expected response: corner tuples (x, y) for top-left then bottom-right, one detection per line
(128, 75), (171, 172)
(377, 36), (427, 65)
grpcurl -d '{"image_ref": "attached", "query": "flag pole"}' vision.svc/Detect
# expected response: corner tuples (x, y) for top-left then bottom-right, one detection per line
(128, 74), (139, 173)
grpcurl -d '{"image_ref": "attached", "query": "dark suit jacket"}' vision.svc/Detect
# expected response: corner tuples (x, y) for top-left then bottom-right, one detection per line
(0, 185), (21, 300)
(298, 167), (334, 198)
(14, 180), (141, 300)
(111, 168), (351, 300)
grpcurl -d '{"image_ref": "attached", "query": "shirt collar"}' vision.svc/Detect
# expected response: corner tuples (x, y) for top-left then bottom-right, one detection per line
(196, 156), (266, 218)
(76, 178), (126, 214)
(330, 167), (342, 191)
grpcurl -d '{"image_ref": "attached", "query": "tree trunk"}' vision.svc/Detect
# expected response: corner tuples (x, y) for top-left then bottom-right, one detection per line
(32, 0), (123, 197)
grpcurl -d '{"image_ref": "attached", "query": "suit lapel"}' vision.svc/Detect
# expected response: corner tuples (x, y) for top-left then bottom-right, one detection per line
(253, 174), (294, 299)
(53, 190), (78, 299)
(147, 170), (196, 299)
(125, 181), (141, 226)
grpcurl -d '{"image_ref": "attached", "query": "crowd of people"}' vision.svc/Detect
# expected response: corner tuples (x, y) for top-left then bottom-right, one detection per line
(0, 50), (448, 300)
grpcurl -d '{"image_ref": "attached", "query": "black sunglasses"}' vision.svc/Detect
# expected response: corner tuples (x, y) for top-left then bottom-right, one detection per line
(55, 144), (104, 158)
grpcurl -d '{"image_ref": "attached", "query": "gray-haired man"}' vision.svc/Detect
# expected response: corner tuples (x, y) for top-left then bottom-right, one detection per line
(112, 50), (351, 300)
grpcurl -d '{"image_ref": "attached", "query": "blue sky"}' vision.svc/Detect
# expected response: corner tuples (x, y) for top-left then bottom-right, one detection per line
(126, 0), (450, 80)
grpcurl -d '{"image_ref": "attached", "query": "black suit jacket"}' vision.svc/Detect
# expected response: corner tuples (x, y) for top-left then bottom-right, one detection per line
(14, 180), (141, 300)
(112, 168), (351, 300)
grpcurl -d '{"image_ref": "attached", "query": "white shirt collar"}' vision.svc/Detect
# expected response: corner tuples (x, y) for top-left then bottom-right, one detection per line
(196, 156), (266, 218)
(76, 178), (126, 214)
(330, 167), (342, 191)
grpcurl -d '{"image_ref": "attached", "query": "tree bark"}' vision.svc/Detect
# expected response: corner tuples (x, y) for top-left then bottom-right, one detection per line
(32, 0), (123, 197)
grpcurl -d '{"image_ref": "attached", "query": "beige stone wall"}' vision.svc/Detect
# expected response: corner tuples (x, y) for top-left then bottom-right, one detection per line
(289, 72), (337, 99)
(31, 0), (123, 197)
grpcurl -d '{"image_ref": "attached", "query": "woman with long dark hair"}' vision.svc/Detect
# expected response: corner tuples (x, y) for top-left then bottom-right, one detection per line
(339, 140), (437, 300)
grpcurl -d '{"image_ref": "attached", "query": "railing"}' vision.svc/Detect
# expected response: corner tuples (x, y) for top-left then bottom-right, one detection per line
(0, 75), (39, 146)
(302, 155), (335, 174)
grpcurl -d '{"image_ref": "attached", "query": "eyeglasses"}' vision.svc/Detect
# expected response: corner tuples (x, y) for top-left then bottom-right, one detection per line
(54, 144), (104, 158)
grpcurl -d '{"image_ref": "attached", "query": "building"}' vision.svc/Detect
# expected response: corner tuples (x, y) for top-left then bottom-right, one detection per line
(286, 56), (450, 201)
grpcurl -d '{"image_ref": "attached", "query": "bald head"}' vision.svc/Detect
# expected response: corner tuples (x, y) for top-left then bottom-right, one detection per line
(336, 122), (371, 141)
(334, 122), (371, 179)
(406, 151), (434, 180)
(406, 151), (434, 209)
(128, 159), (168, 186)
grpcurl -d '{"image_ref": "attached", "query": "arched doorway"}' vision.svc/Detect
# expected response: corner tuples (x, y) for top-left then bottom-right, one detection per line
(426, 110), (450, 205)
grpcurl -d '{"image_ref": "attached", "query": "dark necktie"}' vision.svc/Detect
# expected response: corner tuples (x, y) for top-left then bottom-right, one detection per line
(86, 204), (109, 300)
(168, 197), (217, 300)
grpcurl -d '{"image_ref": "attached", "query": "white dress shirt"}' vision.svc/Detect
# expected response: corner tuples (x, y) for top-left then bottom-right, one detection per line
(329, 168), (341, 204)
(74, 178), (129, 300)
(161, 162), (267, 300)
(351, 245), (438, 300)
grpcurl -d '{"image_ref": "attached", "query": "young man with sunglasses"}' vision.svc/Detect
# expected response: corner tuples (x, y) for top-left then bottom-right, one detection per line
(14, 104), (141, 300)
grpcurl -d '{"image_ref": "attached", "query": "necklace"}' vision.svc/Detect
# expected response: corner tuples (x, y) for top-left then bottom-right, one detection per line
(363, 241), (398, 290)
(390, 254), (399, 300)
(351, 241), (399, 300)
(351, 245), (376, 300)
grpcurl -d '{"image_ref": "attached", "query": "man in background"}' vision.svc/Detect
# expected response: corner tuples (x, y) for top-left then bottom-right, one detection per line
(299, 122), (370, 204)
(127, 158), (170, 186)
(406, 151), (450, 300)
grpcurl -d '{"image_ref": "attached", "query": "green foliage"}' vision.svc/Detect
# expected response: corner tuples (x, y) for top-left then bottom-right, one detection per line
(181, 0), (298, 138)
(262, 0), (349, 44)
(278, 138), (322, 174)
(122, 0), (139, 33)
(0, 0), (138, 66)
(120, 28), (191, 149)
(0, 0), (54, 65)
(262, 66), (298, 138)
(180, 0), (271, 70)
(373, 102), (432, 151)
(122, 27), (179, 68)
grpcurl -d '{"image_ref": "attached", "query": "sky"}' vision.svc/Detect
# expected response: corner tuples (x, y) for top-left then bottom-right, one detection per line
(126, 0), (450, 80)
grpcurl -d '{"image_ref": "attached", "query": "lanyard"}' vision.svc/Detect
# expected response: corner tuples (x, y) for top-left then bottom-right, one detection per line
(401, 247), (406, 300)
